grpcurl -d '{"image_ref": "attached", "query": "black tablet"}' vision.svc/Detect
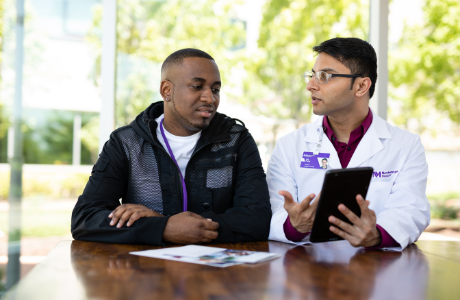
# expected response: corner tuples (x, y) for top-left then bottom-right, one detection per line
(310, 167), (374, 243)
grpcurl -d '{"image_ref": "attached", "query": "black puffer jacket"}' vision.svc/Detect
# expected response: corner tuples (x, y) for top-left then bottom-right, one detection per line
(71, 101), (271, 245)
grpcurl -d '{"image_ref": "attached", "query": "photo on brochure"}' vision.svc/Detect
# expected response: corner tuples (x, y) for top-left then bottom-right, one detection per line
(164, 249), (279, 267)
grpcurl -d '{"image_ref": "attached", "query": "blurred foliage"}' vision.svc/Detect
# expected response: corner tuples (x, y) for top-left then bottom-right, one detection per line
(22, 175), (54, 196)
(0, 104), (8, 140)
(0, 172), (7, 199)
(0, 109), (98, 165)
(237, 0), (368, 124)
(389, 0), (460, 131)
(0, 104), (8, 163)
(20, 110), (97, 165)
(27, 112), (75, 164)
(60, 173), (90, 198)
(87, 0), (246, 127)
(428, 191), (460, 220)
(81, 115), (100, 164)
(427, 191), (460, 202)
(0, 171), (89, 200)
(431, 204), (460, 220)
(0, 267), (4, 295)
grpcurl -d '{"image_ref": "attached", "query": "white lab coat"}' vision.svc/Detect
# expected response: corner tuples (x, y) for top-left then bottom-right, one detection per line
(267, 113), (430, 251)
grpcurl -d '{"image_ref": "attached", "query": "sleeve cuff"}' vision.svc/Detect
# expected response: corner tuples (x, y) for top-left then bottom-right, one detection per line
(283, 215), (310, 242)
(365, 224), (400, 250)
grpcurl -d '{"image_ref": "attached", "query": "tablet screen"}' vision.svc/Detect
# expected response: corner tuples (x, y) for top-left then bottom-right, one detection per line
(310, 167), (373, 243)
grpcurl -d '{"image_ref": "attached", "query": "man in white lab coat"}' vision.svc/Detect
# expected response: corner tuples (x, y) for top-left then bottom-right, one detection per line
(267, 37), (430, 250)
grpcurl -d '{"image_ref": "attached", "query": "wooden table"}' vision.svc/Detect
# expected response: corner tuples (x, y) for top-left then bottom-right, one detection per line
(4, 239), (460, 300)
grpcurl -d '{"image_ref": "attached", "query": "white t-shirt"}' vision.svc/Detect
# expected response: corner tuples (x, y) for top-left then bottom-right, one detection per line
(155, 114), (201, 176)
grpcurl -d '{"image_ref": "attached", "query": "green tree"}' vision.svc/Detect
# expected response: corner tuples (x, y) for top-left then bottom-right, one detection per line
(87, 0), (246, 127)
(237, 0), (368, 127)
(22, 111), (74, 164)
(21, 111), (95, 165)
(0, 266), (5, 294)
(389, 0), (460, 132)
(0, 102), (8, 163)
(81, 115), (100, 164)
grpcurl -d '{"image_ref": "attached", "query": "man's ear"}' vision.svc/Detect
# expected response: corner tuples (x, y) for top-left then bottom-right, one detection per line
(355, 77), (372, 98)
(160, 80), (172, 101)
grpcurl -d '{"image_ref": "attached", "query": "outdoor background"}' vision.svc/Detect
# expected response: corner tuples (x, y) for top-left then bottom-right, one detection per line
(1, 0), (460, 291)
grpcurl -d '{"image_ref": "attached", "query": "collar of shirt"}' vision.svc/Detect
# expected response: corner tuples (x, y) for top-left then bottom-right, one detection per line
(322, 109), (373, 168)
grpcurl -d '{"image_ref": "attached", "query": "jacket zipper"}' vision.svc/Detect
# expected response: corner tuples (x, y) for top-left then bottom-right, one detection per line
(147, 120), (234, 204)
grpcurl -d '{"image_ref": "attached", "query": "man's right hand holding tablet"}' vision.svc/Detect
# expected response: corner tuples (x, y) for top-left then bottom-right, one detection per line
(281, 189), (382, 247)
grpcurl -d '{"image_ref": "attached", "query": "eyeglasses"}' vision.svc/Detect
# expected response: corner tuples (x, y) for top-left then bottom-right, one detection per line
(303, 71), (364, 84)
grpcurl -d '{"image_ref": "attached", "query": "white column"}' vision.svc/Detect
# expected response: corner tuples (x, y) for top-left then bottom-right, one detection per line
(7, 0), (25, 290)
(245, 0), (264, 53)
(7, 127), (14, 160)
(369, 0), (389, 120)
(72, 112), (81, 165)
(99, 0), (117, 153)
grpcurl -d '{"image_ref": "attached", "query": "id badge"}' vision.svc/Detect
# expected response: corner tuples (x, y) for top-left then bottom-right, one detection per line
(300, 152), (330, 169)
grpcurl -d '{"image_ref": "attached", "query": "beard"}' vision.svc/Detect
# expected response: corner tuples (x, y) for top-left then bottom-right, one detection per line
(192, 119), (211, 130)
(171, 99), (213, 133)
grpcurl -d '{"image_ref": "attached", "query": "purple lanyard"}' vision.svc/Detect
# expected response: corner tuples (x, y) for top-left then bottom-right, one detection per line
(160, 118), (190, 212)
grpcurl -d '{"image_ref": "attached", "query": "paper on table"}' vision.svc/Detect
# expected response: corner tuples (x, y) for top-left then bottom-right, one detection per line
(130, 245), (226, 258)
(159, 245), (227, 257)
(232, 252), (280, 263)
(130, 246), (239, 268)
(130, 245), (280, 268)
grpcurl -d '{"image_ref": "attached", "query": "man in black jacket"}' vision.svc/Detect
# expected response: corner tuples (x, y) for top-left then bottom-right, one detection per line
(71, 48), (271, 245)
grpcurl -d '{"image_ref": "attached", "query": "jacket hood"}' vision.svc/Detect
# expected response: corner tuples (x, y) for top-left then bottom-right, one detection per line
(130, 101), (245, 146)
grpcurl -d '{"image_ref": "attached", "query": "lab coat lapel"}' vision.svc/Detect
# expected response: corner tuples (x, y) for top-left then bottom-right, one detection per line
(304, 116), (342, 170)
(303, 116), (322, 143)
(321, 136), (342, 169)
(347, 114), (392, 168)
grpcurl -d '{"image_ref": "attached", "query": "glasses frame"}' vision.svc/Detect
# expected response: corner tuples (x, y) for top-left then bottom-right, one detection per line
(303, 71), (364, 84)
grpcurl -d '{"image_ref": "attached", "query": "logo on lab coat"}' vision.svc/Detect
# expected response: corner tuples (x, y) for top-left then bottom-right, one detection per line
(373, 171), (398, 178)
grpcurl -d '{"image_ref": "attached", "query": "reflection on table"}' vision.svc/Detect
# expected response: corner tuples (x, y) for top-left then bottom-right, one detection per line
(3, 239), (460, 300)
(271, 241), (427, 300)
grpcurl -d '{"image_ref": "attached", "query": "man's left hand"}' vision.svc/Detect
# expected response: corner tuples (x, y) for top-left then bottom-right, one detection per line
(328, 194), (381, 248)
(108, 204), (164, 228)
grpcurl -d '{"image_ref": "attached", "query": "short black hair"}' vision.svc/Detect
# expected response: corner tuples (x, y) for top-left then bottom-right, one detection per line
(322, 158), (328, 162)
(161, 48), (214, 78)
(312, 38), (377, 98)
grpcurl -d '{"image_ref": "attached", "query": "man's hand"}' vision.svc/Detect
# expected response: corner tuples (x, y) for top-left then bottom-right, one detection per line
(280, 190), (320, 233)
(163, 211), (219, 244)
(108, 204), (163, 228)
(328, 194), (381, 247)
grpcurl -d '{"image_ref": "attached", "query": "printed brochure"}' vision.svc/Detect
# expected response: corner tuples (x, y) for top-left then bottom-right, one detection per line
(130, 245), (280, 268)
